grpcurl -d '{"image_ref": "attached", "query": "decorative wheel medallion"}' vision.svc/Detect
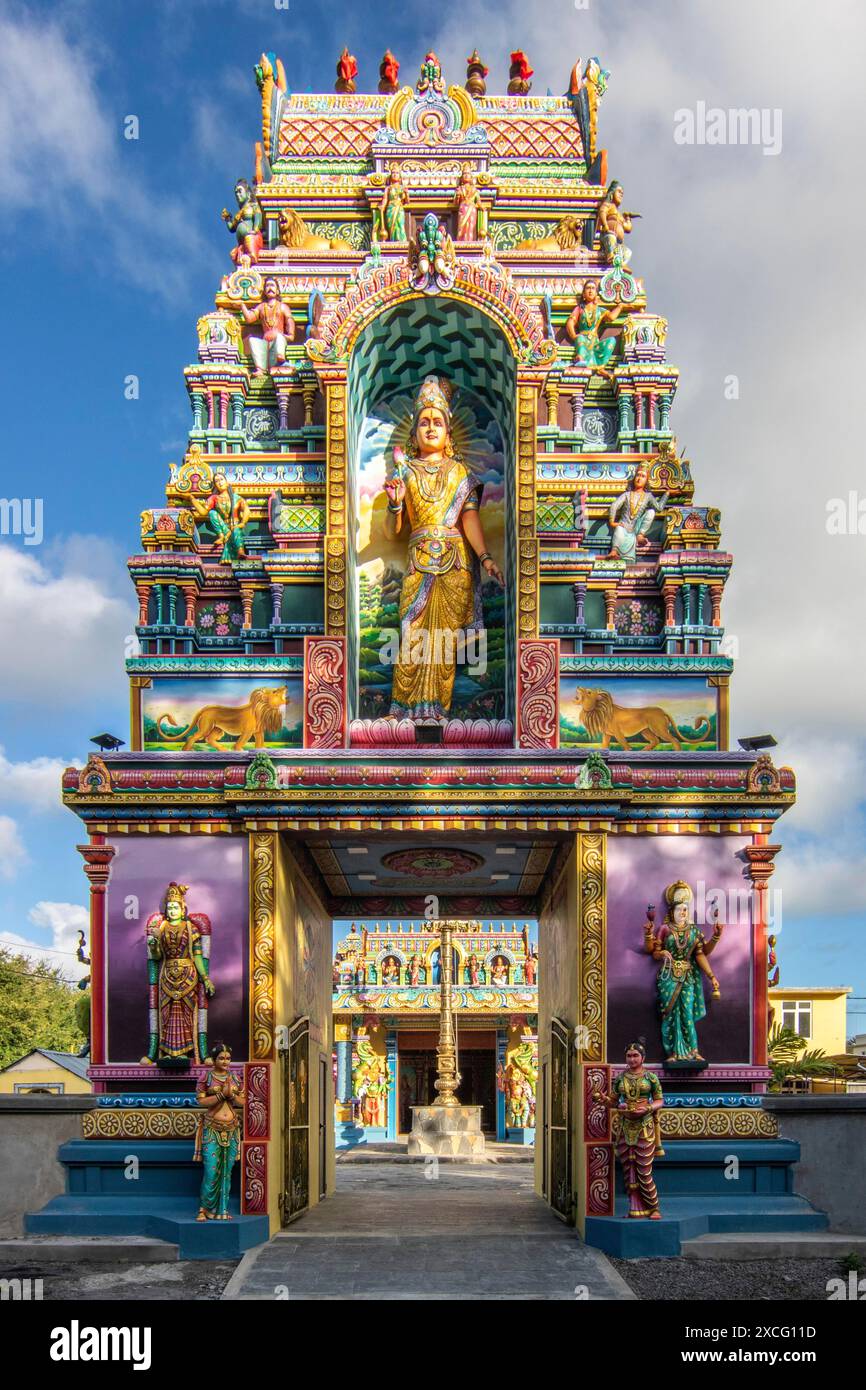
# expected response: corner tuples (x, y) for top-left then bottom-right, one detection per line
(380, 847), (485, 878)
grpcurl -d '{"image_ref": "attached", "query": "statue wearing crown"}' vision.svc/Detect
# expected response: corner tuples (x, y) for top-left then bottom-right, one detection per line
(383, 376), (504, 722)
(644, 880), (723, 1064)
(141, 883), (214, 1065)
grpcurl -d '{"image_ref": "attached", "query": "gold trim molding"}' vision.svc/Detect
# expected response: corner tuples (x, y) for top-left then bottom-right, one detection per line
(577, 830), (605, 1062)
(250, 831), (277, 1059)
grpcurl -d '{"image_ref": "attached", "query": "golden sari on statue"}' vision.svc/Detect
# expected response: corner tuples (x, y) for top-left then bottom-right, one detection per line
(389, 457), (483, 720)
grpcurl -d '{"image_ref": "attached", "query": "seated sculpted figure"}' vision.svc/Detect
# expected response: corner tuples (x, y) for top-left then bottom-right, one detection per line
(607, 463), (668, 562)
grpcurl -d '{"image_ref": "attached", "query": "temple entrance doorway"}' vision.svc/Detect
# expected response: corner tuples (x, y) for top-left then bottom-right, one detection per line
(397, 1031), (497, 1134)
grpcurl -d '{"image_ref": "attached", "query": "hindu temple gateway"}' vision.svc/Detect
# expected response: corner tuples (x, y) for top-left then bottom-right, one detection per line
(30, 46), (827, 1257)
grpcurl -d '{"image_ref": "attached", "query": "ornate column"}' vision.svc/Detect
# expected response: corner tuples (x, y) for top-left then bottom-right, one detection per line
(270, 581), (284, 627)
(77, 841), (116, 1068)
(647, 390), (657, 431)
(276, 390), (290, 432)
(662, 583), (678, 629)
(135, 583), (150, 627)
(230, 392), (244, 432)
(219, 390), (229, 430)
(544, 378), (560, 431)
(709, 583), (723, 627)
(603, 588), (617, 631)
(659, 393), (672, 431)
(572, 581), (586, 626)
(239, 583), (255, 631)
(302, 381), (318, 430)
(741, 840), (782, 1068)
(575, 830), (607, 1064)
(696, 582), (708, 627)
(516, 381), (540, 643)
(181, 584), (197, 628)
(249, 832), (276, 1061)
(634, 391), (645, 431)
(570, 389), (584, 433)
(433, 919), (460, 1106)
(167, 583), (178, 627)
(192, 392), (207, 430)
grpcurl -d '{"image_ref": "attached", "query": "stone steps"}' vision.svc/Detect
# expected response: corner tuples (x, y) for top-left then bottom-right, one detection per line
(0, 1235), (179, 1263)
(26, 1196), (268, 1260)
(681, 1231), (866, 1260)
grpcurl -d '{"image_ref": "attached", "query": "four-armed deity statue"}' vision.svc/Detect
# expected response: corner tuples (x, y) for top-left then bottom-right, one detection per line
(141, 882), (214, 1065)
(644, 880), (724, 1063)
(383, 375), (504, 723)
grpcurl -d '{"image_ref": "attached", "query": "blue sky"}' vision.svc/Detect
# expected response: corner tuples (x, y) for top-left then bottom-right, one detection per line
(0, 0), (864, 1038)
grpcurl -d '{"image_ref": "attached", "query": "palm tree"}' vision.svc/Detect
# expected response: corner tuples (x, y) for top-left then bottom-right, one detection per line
(767, 1024), (835, 1092)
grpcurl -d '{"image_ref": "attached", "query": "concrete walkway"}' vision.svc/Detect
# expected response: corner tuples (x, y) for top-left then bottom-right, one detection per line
(225, 1162), (634, 1300)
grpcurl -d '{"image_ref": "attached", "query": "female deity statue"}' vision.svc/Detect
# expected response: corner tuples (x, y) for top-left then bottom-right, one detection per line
(383, 376), (504, 722)
(221, 179), (264, 265)
(379, 165), (410, 242)
(490, 956), (509, 986)
(141, 882), (214, 1065)
(191, 470), (250, 564)
(467, 953), (481, 986)
(454, 164), (484, 241)
(195, 1042), (245, 1221)
(597, 180), (633, 265)
(565, 279), (625, 378)
(592, 1041), (664, 1219)
(644, 880), (724, 1063)
(607, 463), (668, 563)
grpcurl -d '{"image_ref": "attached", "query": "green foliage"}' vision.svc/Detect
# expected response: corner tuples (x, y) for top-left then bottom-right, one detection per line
(841, 1252), (865, 1274)
(0, 949), (85, 1070)
(767, 1023), (835, 1092)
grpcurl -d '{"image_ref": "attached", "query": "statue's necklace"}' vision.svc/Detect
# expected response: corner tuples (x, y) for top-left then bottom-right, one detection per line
(414, 459), (448, 502)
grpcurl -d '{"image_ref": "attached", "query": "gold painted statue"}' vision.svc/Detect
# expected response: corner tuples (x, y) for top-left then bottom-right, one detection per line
(383, 376), (503, 722)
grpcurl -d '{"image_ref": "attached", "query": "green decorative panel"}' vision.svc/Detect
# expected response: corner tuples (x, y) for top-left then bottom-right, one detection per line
(281, 583), (324, 625)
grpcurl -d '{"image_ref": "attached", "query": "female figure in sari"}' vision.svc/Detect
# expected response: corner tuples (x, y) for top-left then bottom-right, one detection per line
(379, 165), (409, 242)
(593, 1042), (664, 1219)
(454, 164), (483, 241)
(565, 279), (625, 379)
(142, 882), (214, 1065)
(195, 1042), (244, 1220)
(383, 375), (504, 721)
(644, 880), (723, 1063)
(191, 470), (250, 564)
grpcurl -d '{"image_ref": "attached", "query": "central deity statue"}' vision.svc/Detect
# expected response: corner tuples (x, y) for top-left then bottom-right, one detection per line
(383, 376), (503, 722)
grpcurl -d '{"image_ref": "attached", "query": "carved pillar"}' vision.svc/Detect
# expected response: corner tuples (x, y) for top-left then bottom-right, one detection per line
(634, 391), (645, 431)
(192, 392), (207, 430)
(709, 583), (723, 627)
(230, 392), (244, 431)
(239, 584), (255, 631)
(249, 832), (276, 1061)
(167, 583), (178, 627)
(155, 584), (166, 625)
(682, 582), (693, 626)
(181, 584), (197, 628)
(270, 582), (284, 627)
(570, 390), (585, 433)
(544, 379), (560, 431)
(77, 842), (116, 1067)
(741, 840), (782, 1068)
(576, 830), (606, 1064)
(323, 376), (348, 637)
(603, 588), (617, 631)
(302, 381), (318, 429)
(135, 583), (150, 627)
(659, 393), (672, 431)
(572, 581), (586, 626)
(207, 391), (216, 428)
(276, 390), (290, 432)
(516, 382), (540, 642)
(647, 390), (657, 431)
(219, 391), (229, 430)
(662, 583), (677, 628)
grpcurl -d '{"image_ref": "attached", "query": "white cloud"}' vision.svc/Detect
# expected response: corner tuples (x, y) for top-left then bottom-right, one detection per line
(0, 543), (133, 705)
(0, 747), (75, 814)
(0, 901), (90, 981)
(0, 814), (28, 878)
(0, 10), (220, 299)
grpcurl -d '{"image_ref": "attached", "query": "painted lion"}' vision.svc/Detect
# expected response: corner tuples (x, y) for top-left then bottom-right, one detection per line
(574, 687), (710, 751)
(279, 209), (351, 253)
(158, 687), (287, 751)
(517, 214), (586, 252)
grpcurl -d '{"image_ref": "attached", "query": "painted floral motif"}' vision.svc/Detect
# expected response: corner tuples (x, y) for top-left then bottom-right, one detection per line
(197, 601), (245, 637)
(614, 600), (664, 636)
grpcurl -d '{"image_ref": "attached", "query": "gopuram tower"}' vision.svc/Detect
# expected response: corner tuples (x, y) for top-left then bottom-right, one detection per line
(36, 47), (821, 1259)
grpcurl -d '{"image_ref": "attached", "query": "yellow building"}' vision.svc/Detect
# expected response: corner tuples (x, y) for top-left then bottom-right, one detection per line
(0, 1049), (92, 1095)
(768, 987), (851, 1056)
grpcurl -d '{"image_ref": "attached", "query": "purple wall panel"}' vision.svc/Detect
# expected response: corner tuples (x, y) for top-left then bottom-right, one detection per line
(105, 836), (249, 1062)
(606, 836), (753, 1064)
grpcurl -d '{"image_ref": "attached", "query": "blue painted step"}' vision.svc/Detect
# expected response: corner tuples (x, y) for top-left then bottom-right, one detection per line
(25, 1139), (269, 1259)
(27, 1196), (268, 1260)
(584, 1138), (828, 1258)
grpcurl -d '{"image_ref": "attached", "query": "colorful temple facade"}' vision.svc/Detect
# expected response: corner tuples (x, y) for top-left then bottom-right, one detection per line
(32, 45), (828, 1258)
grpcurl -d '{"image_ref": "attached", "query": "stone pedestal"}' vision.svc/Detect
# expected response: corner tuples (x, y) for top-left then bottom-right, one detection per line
(407, 1105), (486, 1160)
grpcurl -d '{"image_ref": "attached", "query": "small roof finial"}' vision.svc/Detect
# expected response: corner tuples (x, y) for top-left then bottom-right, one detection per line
(335, 47), (357, 94)
(508, 50), (533, 96)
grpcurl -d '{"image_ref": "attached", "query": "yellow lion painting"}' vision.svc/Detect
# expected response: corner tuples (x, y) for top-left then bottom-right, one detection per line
(574, 687), (711, 751)
(158, 686), (287, 751)
(516, 214), (586, 252)
(278, 209), (351, 253)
